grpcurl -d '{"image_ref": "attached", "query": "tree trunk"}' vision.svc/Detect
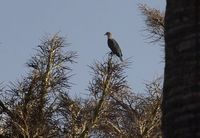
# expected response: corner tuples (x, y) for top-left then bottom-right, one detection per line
(162, 1), (200, 137)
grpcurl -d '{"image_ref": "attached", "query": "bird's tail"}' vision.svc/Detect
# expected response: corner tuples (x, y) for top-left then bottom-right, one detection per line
(119, 56), (123, 62)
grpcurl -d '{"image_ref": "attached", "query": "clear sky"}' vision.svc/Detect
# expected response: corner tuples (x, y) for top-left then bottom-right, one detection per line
(0, 0), (165, 96)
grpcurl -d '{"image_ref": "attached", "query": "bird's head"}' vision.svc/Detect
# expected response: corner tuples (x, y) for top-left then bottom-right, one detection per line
(104, 32), (112, 38)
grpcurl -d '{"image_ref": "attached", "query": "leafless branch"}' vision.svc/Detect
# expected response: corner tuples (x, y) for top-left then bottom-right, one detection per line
(139, 4), (164, 44)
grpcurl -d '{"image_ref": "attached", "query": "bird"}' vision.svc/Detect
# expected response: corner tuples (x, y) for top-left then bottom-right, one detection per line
(104, 32), (123, 61)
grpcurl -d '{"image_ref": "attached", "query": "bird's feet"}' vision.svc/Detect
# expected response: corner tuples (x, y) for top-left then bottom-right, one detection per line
(108, 52), (113, 62)
(109, 52), (113, 56)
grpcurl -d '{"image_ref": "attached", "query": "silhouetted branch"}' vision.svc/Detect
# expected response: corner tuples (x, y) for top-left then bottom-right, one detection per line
(139, 4), (164, 43)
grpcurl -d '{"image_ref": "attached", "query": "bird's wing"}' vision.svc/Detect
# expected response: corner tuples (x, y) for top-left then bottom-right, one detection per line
(108, 39), (123, 57)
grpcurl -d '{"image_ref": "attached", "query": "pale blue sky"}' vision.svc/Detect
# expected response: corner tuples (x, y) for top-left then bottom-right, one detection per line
(0, 0), (165, 96)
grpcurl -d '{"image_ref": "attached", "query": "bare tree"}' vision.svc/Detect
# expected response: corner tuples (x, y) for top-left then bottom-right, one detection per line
(86, 56), (130, 137)
(58, 56), (130, 137)
(58, 54), (162, 138)
(139, 4), (164, 43)
(0, 34), (77, 137)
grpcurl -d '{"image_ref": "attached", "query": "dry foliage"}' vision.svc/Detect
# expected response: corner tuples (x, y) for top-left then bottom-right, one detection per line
(139, 4), (164, 43)
(0, 34), (77, 137)
(57, 55), (162, 138)
(0, 33), (162, 137)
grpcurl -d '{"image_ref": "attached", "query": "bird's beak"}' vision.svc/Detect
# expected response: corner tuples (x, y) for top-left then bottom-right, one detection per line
(104, 33), (107, 36)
